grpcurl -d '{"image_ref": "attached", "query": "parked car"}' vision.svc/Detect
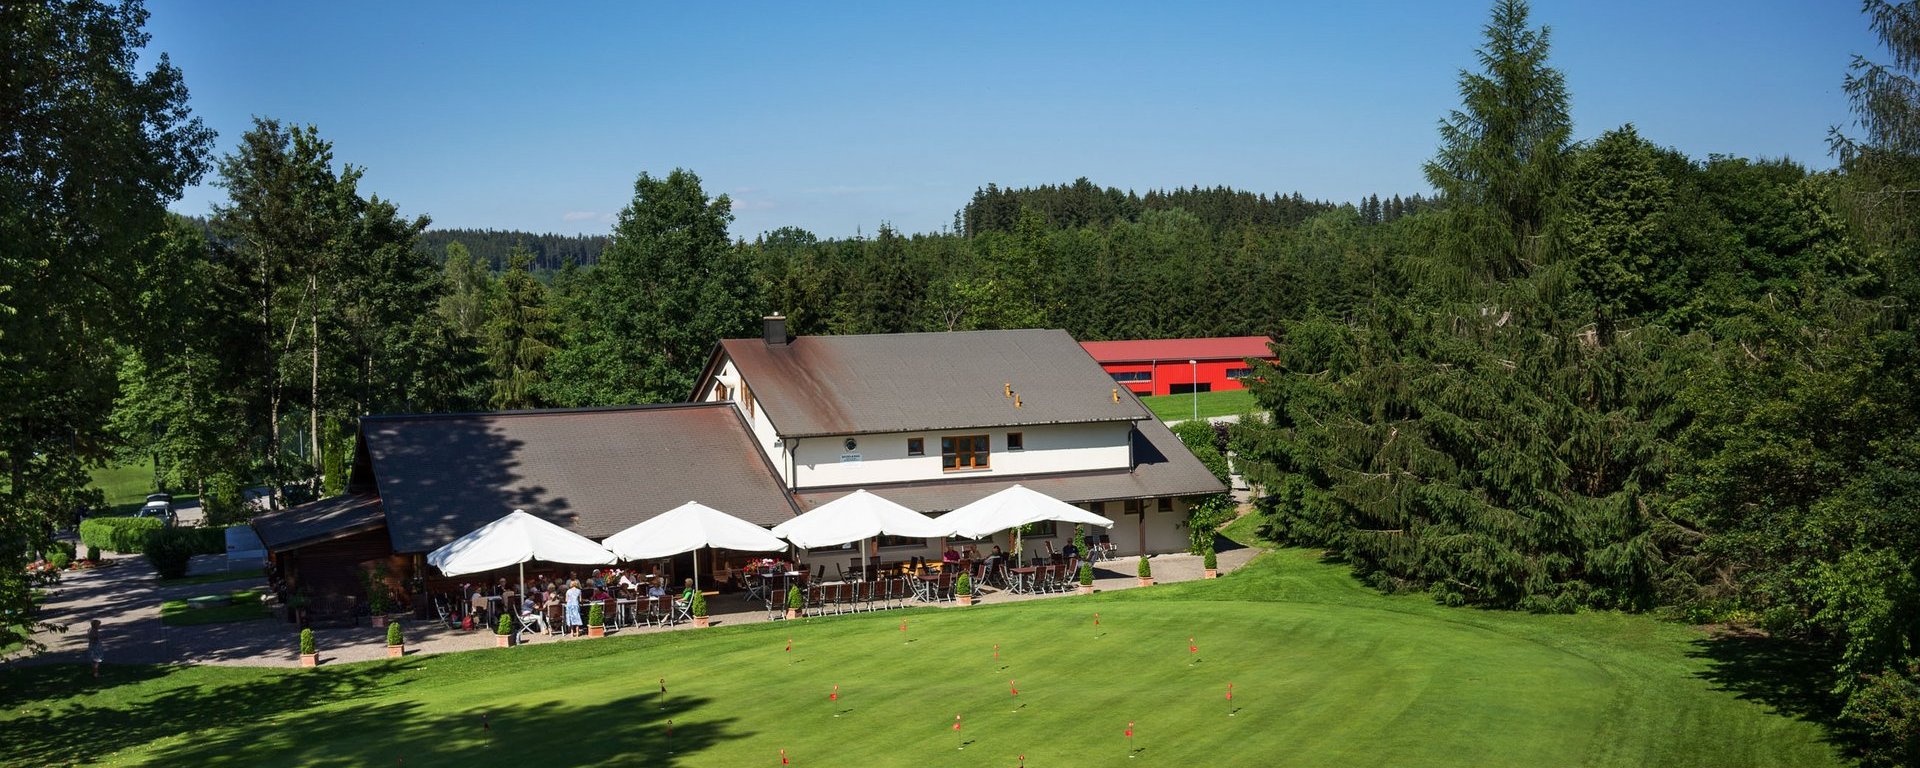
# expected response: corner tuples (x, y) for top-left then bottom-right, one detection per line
(136, 498), (175, 527)
(145, 492), (173, 506)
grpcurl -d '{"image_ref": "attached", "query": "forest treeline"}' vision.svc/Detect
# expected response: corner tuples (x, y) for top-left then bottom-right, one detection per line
(415, 228), (607, 272)
(3, 0), (1916, 761)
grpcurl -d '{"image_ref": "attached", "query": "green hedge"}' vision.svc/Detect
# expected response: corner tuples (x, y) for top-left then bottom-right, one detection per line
(79, 517), (162, 553)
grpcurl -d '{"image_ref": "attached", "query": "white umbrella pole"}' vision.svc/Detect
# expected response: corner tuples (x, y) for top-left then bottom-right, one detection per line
(863, 537), (871, 582)
(518, 562), (526, 618)
(694, 547), (701, 592)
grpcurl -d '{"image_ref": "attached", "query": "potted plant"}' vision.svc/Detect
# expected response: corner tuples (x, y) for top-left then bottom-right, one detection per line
(1203, 548), (1218, 579)
(287, 589), (311, 627)
(1137, 556), (1153, 587)
(1078, 562), (1095, 595)
(386, 621), (404, 658)
(495, 614), (513, 648)
(299, 628), (317, 668)
(956, 572), (974, 606)
(785, 584), (803, 620)
(587, 603), (606, 637)
(691, 592), (710, 628)
(364, 566), (393, 628)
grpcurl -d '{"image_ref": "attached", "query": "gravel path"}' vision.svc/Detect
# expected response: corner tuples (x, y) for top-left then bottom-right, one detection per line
(3, 544), (1259, 669)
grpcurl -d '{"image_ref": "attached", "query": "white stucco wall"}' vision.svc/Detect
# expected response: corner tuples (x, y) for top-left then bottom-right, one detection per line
(702, 359), (790, 486)
(790, 421), (1133, 489)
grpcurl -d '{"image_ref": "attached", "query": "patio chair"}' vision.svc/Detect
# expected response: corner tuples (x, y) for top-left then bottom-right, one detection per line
(601, 596), (621, 630)
(432, 595), (459, 630)
(669, 595), (691, 625)
(516, 610), (544, 643)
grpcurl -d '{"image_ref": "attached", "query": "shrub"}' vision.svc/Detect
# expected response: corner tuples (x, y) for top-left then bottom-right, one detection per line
(1078, 562), (1094, 585)
(386, 621), (403, 646)
(49, 552), (70, 571)
(299, 628), (315, 655)
(56, 541), (76, 561)
(85, 545), (100, 562)
(690, 591), (708, 617)
(1073, 525), (1087, 558)
(144, 527), (200, 579)
(1137, 556), (1152, 579)
(496, 615), (513, 636)
(1203, 548), (1218, 570)
(587, 603), (605, 627)
(79, 517), (161, 553)
(1185, 493), (1236, 554)
(956, 572), (972, 596)
(786, 585), (803, 612)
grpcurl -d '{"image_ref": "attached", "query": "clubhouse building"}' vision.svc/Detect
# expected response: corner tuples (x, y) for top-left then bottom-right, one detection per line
(251, 320), (1225, 613)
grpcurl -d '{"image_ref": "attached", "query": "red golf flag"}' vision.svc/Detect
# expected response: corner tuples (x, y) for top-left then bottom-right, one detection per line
(953, 714), (963, 731)
(1189, 637), (1198, 655)
(1226, 682), (1234, 700)
(780, 748), (790, 765)
(1094, 612), (1100, 626)
(786, 637), (791, 653)
(1125, 720), (1134, 738)
(666, 719), (673, 736)
(993, 643), (999, 660)
(1009, 679), (1019, 697)
(829, 684), (839, 702)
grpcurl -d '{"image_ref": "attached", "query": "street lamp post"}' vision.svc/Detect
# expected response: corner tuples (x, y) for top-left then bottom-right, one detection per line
(1189, 359), (1198, 421)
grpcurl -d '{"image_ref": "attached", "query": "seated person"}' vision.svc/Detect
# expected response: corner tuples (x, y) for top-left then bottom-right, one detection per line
(647, 578), (666, 598)
(468, 588), (490, 625)
(1061, 540), (1080, 560)
(590, 583), (611, 602)
(941, 547), (961, 565)
(679, 578), (696, 605)
(617, 571), (639, 591)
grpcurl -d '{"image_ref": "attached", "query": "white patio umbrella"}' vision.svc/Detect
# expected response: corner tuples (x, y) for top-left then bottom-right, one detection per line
(426, 509), (615, 605)
(602, 500), (789, 591)
(940, 485), (1119, 554)
(771, 489), (949, 581)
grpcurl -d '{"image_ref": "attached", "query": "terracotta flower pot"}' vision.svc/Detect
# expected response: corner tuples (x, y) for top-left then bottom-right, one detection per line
(495, 634), (511, 648)
(959, 594), (974, 606)
(300, 652), (317, 668)
(1138, 577), (1154, 587)
(1078, 584), (1094, 595)
(693, 616), (710, 628)
(785, 608), (799, 620)
(588, 625), (605, 638)
(387, 644), (403, 658)
(1204, 569), (1218, 580)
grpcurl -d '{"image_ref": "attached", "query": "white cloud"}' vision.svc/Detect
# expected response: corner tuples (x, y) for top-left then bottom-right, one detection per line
(562, 210), (599, 222)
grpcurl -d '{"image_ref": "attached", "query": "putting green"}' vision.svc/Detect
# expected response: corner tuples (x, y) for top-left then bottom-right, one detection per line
(0, 549), (1845, 766)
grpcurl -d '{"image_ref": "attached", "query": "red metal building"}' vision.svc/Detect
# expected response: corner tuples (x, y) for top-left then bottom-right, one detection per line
(1079, 336), (1276, 396)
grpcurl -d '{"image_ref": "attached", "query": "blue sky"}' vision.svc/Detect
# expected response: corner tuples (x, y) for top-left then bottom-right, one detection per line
(144, 1), (1879, 240)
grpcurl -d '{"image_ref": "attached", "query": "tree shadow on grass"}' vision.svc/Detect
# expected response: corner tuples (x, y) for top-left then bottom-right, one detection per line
(1687, 631), (1873, 761)
(0, 662), (390, 765)
(141, 689), (733, 767)
(1, 663), (739, 767)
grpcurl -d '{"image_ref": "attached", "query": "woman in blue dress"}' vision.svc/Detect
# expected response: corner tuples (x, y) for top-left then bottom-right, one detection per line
(564, 579), (583, 637)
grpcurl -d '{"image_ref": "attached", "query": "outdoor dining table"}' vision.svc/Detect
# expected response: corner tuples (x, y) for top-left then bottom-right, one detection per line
(1009, 566), (1039, 594)
(912, 572), (940, 602)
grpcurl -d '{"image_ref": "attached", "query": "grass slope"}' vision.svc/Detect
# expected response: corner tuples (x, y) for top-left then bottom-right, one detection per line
(0, 550), (1846, 767)
(1140, 388), (1256, 421)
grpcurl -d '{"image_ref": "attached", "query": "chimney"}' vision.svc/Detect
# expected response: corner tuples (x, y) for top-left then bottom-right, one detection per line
(763, 314), (788, 346)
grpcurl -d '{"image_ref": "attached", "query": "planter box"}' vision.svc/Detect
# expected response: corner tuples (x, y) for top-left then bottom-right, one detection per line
(1078, 584), (1094, 595)
(495, 634), (511, 648)
(1204, 569), (1218, 580)
(693, 616), (710, 628)
(387, 644), (403, 658)
(588, 625), (605, 638)
(958, 594), (973, 606)
(1138, 577), (1154, 587)
(299, 652), (317, 668)
(785, 609), (799, 620)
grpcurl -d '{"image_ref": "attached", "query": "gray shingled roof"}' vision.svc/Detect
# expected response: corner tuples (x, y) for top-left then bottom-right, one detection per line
(251, 494), (386, 552)
(363, 404), (798, 553)
(716, 329), (1148, 438)
(793, 417), (1226, 513)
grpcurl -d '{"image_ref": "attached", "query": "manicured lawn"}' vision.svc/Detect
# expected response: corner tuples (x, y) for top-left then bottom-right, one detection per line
(1141, 388), (1257, 421)
(86, 459), (201, 516)
(87, 460), (157, 510)
(0, 549), (1848, 767)
(158, 589), (270, 627)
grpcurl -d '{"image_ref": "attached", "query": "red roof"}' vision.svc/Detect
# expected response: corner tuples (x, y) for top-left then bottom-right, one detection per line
(1079, 336), (1274, 363)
